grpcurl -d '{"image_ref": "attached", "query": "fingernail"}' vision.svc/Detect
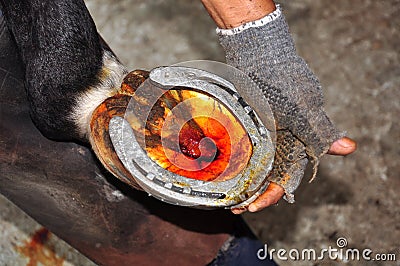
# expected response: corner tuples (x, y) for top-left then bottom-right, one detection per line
(329, 137), (357, 155)
(231, 207), (246, 214)
(248, 205), (258, 212)
(337, 137), (356, 149)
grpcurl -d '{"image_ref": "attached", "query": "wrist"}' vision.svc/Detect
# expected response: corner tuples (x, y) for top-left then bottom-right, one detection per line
(216, 5), (282, 36)
(218, 6), (297, 71)
(201, 0), (276, 29)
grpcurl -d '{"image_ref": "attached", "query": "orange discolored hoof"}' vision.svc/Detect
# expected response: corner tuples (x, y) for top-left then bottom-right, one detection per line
(89, 70), (149, 190)
(90, 65), (275, 208)
(135, 89), (253, 182)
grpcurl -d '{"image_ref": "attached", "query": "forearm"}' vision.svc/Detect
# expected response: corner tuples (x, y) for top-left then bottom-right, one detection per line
(201, 0), (276, 29)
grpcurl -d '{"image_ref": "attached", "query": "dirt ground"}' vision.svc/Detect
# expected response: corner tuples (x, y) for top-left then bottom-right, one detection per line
(1, 0), (399, 265)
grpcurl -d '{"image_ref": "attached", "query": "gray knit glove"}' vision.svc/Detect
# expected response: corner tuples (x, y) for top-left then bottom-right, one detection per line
(217, 6), (344, 202)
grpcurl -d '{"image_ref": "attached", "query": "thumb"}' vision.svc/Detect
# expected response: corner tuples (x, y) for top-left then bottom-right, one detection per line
(327, 137), (357, 156)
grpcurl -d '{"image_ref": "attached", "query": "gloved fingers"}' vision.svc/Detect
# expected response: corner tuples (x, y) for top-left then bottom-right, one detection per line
(231, 131), (308, 214)
(267, 130), (308, 203)
(231, 149), (306, 214)
(231, 135), (356, 214)
(302, 108), (345, 159)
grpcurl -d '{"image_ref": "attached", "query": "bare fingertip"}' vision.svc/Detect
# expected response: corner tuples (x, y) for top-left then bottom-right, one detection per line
(231, 207), (247, 214)
(248, 205), (258, 212)
(328, 137), (357, 156)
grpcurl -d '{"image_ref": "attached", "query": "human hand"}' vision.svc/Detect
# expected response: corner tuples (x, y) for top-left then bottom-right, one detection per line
(232, 137), (356, 214)
(213, 4), (356, 213)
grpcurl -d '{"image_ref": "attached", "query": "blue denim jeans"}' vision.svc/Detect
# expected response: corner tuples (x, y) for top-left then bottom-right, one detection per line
(208, 217), (277, 266)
